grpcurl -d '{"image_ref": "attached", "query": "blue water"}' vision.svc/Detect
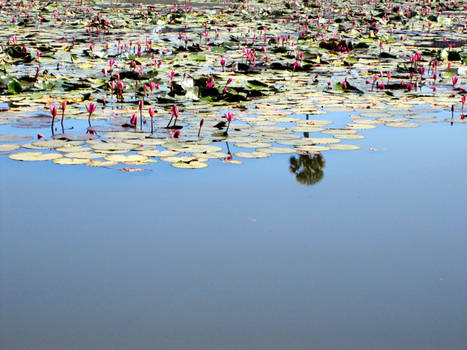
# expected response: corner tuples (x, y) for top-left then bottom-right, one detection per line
(1, 121), (466, 350)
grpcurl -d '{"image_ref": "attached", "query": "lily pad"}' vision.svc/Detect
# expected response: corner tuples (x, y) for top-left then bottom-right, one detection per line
(9, 152), (63, 161)
(0, 144), (21, 152)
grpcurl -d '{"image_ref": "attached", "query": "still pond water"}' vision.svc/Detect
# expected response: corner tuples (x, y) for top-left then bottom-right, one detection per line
(1, 116), (466, 349)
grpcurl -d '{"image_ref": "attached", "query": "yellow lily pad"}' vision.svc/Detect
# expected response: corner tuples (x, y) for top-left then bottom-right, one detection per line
(104, 154), (148, 162)
(171, 161), (208, 169)
(385, 122), (420, 128)
(328, 144), (361, 150)
(53, 157), (88, 165)
(334, 134), (365, 140)
(0, 144), (20, 152)
(86, 160), (118, 167)
(234, 151), (271, 159)
(9, 152), (63, 161)
(295, 145), (330, 152)
(31, 140), (68, 148)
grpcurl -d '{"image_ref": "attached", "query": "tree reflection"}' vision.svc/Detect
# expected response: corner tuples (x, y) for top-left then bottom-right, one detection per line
(289, 152), (325, 186)
(289, 113), (326, 186)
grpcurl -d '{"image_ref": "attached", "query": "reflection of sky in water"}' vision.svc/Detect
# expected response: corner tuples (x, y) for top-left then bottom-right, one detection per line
(1, 118), (466, 349)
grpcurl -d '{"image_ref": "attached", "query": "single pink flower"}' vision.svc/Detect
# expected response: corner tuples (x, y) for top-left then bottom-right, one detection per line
(86, 102), (97, 114)
(148, 107), (155, 118)
(86, 102), (97, 124)
(130, 113), (137, 126)
(49, 104), (58, 118)
(171, 104), (179, 118)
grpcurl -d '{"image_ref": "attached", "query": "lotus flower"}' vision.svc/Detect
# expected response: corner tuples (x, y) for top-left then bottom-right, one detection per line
(225, 112), (233, 133)
(86, 102), (97, 124)
(148, 107), (155, 133)
(170, 130), (180, 138)
(462, 95), (466, 115)
(130, 113), (137, 126)
(50, 104), (57, 128)
(167, 104), (179, 127)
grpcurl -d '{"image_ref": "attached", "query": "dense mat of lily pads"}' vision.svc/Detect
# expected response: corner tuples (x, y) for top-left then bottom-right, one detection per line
(0, 0), (465, 171)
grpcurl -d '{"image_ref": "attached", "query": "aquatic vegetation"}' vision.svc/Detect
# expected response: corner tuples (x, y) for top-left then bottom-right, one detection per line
(0, 0), (466, 173)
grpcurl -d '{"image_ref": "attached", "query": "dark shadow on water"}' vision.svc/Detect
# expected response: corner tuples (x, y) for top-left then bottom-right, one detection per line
(289, 152), (325, 186)
(289, 113), (326, 186)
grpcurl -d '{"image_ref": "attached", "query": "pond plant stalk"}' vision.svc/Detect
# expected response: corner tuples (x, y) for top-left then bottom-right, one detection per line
(61, 100), (67, 132)
(138, 100), (144, 130)
(198, 118), (204, 138)
(461, 96), (465, 119)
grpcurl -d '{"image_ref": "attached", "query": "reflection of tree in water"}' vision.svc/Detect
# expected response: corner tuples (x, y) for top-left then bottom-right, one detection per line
(289, 152), (325, 186)
(289, 113), (326, 185)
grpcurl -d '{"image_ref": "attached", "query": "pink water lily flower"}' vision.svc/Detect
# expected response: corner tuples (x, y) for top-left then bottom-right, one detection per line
(130, 113), (137, 126)
(50, 104), (57, 118)
(86, 102), (97, 124)
(148, 107), (155, 118)
(225, 112), (234, 134)
(86, 102), (97, 114)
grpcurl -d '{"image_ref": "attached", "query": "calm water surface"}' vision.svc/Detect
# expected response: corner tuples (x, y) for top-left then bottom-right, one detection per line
(1, 122), (466, 350)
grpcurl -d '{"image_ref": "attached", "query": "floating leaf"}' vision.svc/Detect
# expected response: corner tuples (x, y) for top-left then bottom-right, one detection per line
(0, 134), (32, 142)
(9, 152), (63, 161)
(86, 160), (118, 167)
(104, 154), (148, 162)
(0, 144), (20, 152)
(8, 79), (23, 95)
(385, 122), (421, 128)
(53, 157), (88, 165)
(328, 144), (361, 150)
(234, 151), (271, 159)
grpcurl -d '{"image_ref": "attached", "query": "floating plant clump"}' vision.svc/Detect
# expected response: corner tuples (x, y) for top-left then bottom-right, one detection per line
(0, 0), (465, 171)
